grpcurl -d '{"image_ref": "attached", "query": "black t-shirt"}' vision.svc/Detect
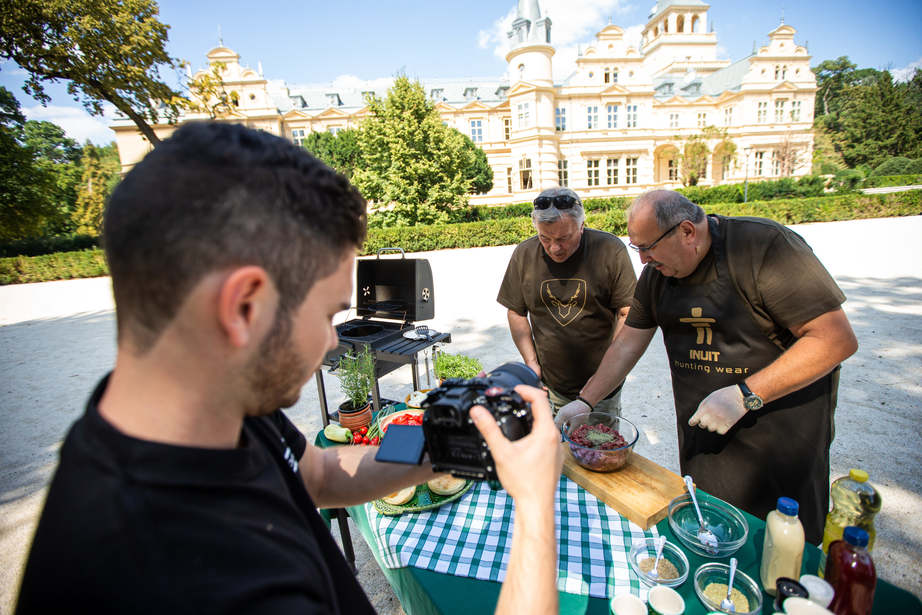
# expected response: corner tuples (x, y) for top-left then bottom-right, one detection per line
(15, 376), (374, 615)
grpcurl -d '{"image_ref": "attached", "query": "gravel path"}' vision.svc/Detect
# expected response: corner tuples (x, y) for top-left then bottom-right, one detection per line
(2, 216), (920, 612)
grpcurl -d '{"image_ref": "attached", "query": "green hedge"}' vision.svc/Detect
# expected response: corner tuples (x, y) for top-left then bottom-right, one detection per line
(0, 234), (100, 258)
(3, 191), (920, 285)
(861, 174), (922, 188)
(678, 176), (827, 204)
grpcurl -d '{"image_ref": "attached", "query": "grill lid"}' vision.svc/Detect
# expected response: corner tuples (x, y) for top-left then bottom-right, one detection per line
(356, 247), (434, 322)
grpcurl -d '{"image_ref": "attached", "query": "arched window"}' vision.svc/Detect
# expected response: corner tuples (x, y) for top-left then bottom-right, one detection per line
(604, 67), (611, 83)
(774, 65), (780, 80)
(692, 14), (700, 32)
(782, 65), (788, 80)
(677, 15), (685, 33)
(654, 26), (659, 37)
(663, 19), (669, 33)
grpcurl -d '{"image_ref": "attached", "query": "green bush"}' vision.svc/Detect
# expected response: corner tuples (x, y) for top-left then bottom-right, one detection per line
(830, 169), (865, 193)
(872, 157), (913, 176)
(861, 174), (922, 188)
(0, 234), (99, 258)
(678, 176), (826, 204)
(906, 159), (922, 174)
(0, 248), (108, 284)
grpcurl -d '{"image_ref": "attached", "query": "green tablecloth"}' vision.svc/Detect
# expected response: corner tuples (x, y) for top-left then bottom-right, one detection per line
(316, 432), (922, 615)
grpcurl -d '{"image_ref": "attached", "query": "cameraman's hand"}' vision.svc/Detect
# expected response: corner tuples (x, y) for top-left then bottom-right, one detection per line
(470, 385), (562, 504)
(554, 398), (591, 429)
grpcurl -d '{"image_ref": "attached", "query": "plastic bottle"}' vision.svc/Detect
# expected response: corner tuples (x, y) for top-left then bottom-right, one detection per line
(760, 496), (806, 596)
(818, 469), (881, 576)
(824, 527), (876, 615)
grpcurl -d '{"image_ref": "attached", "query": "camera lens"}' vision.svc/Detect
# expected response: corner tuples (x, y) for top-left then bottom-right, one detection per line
(487, 362), (540, 389)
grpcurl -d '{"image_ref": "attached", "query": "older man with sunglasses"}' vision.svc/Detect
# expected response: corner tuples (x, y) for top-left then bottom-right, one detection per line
(497, 187), (637, 419)
(556, 189), (858, 543)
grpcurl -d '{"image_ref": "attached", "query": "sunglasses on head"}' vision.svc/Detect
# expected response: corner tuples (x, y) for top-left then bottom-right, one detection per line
(534, 194), (580, 210)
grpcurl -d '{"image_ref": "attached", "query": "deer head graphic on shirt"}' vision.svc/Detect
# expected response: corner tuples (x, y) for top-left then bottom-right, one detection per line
(540, 279), (587, 326)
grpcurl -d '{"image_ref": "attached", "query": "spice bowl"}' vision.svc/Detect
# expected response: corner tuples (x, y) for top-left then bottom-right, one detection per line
(560, 412), (639, 472)
(627, 537), (689, 588)
(693, 562), (763, 614)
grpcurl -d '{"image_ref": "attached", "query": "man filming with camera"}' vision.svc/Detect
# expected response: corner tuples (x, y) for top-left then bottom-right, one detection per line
(15, 122), (564, 615)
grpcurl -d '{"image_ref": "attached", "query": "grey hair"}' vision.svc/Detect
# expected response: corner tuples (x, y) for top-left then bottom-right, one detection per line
(531, 186), (586, 226)
(628, 189), (704, 230)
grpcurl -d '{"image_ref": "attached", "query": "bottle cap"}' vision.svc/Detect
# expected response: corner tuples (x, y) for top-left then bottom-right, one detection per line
(777, 496), (799, 516)
(849, 468), (869, 482)
(843, 526), (869, 547)
(773, 577), (808, 610)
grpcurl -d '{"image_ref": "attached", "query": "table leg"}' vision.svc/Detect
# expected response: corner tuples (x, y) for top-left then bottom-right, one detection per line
(334, 509), (357, 573)
(371, 378), (382, 413)
(411, 356), (420, 391)
(316, 370), (330, 426)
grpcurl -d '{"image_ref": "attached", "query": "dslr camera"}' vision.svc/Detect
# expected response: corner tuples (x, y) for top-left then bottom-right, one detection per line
(375, 362), (540, 481)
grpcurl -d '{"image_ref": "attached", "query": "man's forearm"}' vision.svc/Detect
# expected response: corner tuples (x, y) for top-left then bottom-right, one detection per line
(580, 325), (655, 406)
(507, 310), (540, 370)
(495, 498), (558, 615)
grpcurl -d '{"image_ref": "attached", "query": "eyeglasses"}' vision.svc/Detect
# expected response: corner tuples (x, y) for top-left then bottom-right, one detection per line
(534, 194), (580, 210)
(628, 221), (681, 252)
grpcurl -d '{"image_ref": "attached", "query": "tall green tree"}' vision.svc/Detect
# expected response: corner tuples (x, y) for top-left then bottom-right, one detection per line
(72, 143), (108, 235)
(353, 77), (476, 225)
(0, 0), (186, 146)
(0, 86), (58, 241)
(302, 129), (363, 179)
(24, 120), (83, 233)
(459, 133), (494, 194)
(676, 126), (734, 186)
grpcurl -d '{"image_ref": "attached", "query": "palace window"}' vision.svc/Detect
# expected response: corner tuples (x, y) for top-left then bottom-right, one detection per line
(626, 105), (638, 128)
(791, 101), (802, 122)
(328, 126), (342, 135)
(772, 152), (782, 176)
(555, 107), (567, 131)
(504, 117), (512, 140)
(506, 167), (513, 193)
(558, 160), (569, 187)
(604, 67), (619, 84)
(669, 113), (680, 129)
(470, 119), (483, 143)
(754, 151), (765, 176)
(697, 112), (708, 128)
(757, 101), (768, 123)
(587, 106), (599, 130)
(668, 158), (678, 181)
(774, 99), (786, 123)
(625, 157), (638, 184)
(606, 158), (619, 185)
(430, 88), (444, 100)
(291, 128), (306, 146)
(607, 104), (619, 129)
(517, 103), (531, 128)
(519, 157), (533, 190)
(587, 159), (600, 186)
(724, 107), (733, 126)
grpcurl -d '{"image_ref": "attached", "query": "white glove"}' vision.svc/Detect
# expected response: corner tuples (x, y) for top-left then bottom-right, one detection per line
(688, 384), (747, 435)
(554, 398), (592, 429)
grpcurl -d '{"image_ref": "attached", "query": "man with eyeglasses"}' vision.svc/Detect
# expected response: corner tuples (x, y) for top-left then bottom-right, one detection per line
(556, 189), (857, 543)
(497, 187), (637, 419)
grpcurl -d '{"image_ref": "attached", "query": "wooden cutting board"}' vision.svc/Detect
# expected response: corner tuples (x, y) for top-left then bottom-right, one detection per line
(561, 442), (686, 530)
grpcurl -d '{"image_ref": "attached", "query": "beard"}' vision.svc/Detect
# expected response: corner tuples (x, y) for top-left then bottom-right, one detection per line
(245, 307), (310, 415)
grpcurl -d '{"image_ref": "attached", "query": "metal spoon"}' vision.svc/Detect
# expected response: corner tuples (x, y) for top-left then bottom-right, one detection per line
(683, 475), (719, 555)
(646, 535), (667, 579)
(721, 557), (738, 612)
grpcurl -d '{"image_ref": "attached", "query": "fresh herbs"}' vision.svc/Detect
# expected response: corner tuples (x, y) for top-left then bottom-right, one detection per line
(336, 344), (375, 410)
(433, 352), (482, 381)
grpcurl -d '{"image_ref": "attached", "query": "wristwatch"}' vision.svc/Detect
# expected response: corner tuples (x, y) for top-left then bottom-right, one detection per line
(738, 381), (764, 411)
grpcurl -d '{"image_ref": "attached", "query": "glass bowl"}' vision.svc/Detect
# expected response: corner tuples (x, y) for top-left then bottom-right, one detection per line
(627, 537), (689, 588)
(693, 562), (763, 614)
(560, 412), (639, 472)
(667, 492), (748, 558)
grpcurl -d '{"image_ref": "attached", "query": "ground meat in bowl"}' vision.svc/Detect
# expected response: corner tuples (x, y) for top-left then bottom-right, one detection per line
(570, 423), (628, 449)
(567, 423), (632, 471)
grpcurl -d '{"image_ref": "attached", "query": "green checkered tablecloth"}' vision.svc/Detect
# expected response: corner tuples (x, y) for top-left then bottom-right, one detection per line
(366, 475), (659, 599)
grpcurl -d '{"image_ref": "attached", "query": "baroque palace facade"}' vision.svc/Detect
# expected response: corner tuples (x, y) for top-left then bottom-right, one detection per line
(112, 0), (817, 203)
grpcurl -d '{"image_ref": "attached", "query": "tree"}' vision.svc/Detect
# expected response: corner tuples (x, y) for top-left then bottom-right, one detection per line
(183, 61), (238, 119)
(676, 126), (735, 187)
(72, 143), (108, 235)
(352, 77), (476, 225)
(0, 0), (186, 146)
(0, 87), (58, 241)
(23, 120), (83, 233)
(773, 132), (803, 177)
(813, 57), (857, 117)
(459, 134), (494, 194)
(302, 129), (363, 179)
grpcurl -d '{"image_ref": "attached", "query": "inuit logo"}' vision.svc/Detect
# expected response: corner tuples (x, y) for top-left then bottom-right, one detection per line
(540, 279), (587, 326)
(679, 307), (715, 345)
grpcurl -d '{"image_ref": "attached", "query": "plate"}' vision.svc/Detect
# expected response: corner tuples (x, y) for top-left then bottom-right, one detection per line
(373, 480), (474, 515)
(378, 408), (425, 434)
(404, 389), (432, 408)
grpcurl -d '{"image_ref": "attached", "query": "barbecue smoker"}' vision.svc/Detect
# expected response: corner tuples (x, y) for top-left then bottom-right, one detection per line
(318, 248), (450, 421)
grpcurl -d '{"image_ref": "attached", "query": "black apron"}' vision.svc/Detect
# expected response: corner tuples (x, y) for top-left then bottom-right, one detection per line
(656, 216), (836, 543)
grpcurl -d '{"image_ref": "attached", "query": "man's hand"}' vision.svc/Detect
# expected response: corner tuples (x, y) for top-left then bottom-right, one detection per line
(554, 398), (591, 429)
(470, 385), (562, 503)
(689, 385), (747, 435)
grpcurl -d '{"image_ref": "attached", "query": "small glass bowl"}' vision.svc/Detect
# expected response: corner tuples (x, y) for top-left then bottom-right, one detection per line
(693, 562), (763, 615)
(560, 412), (639, 472)
(667, 492), (748, 558)
(627, 538), (689, 588)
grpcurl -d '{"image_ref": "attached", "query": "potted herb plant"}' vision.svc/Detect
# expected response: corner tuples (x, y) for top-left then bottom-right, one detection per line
(433, 352), (483, 383)
(335, 344), (375, 429)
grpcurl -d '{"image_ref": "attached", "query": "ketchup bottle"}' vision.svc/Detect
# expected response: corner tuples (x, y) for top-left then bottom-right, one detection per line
(825, 526), (876, 615)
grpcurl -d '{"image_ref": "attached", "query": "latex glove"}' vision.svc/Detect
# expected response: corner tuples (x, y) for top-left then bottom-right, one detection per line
(689, 384), (747, 435)
(554, 398), (592, 429)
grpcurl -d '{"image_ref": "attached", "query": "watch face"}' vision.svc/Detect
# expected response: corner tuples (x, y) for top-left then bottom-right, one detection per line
(744, 396), (763, 411)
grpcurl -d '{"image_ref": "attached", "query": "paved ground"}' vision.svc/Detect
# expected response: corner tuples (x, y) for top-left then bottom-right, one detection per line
(1, 216), (921, 613)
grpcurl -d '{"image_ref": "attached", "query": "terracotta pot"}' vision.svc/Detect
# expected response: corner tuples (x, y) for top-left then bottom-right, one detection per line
(338, 401), (372, 430)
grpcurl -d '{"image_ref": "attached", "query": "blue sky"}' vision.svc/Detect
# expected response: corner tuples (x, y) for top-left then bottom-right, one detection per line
(2, 0), (920, 144)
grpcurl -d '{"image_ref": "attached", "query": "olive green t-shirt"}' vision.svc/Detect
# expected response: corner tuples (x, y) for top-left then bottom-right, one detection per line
(497, 228), (637, 396)
(626, 215), (846, 347)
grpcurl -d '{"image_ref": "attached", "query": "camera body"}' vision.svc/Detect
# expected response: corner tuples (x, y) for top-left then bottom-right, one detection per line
(421, 362), (540, 481)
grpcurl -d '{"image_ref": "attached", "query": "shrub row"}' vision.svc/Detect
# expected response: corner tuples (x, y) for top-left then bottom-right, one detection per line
(0, 234), (100, 258)
(4, 191), (920, 285)
(861, 174), (922, 189)
(871, 157), (922, 177)
(678, 176), (827, 204)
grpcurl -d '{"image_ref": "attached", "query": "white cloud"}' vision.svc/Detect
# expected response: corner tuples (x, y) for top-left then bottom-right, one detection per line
(892, 57), (922, 82)
(21, 104), (117, 145)
(329, 74), (395, 91)
(477, 0), (643, 81)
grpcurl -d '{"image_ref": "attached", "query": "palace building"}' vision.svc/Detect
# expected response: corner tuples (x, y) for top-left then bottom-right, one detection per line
(112, 0), (817, 203)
